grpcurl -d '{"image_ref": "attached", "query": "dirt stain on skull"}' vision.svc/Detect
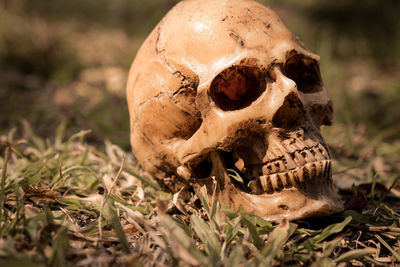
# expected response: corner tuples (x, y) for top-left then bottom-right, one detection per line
(229, 32), (245, 47)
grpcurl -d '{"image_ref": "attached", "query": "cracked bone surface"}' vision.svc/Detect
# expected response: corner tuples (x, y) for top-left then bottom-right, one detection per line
(126, 0), (343, 221)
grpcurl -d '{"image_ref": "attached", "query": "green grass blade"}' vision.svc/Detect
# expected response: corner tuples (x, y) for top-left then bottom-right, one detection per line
(198, 185), (220, 230)
(300, 216), (352, 248)
(199, 186), (211, 218)
(162, 216), (205, 265)
(343, 210), (371, 224)
(103, 199), (130, 254)
(50, 226), (69, 267)
(240, 215), (264, 250)
(262, 220), (294, 263)
(227, 169), (244, 183)
(333, 247), (376, 263)
(190, 214), (221, 254)
(54, 122), (67, 148)
(22, 120), (46, 151)
(224, 215), (242, 247)
(220, 203), (238, 220)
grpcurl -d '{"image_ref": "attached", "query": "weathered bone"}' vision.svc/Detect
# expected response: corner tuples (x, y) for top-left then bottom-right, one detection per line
(126, 0), (343, 221)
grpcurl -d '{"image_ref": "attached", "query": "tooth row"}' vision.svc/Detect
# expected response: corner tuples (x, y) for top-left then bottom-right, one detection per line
(262, 143), (329, 175)
(254, 160), (331, 195)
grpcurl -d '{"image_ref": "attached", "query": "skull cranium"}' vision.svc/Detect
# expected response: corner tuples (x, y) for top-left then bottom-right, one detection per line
(126, 0), (343, 221)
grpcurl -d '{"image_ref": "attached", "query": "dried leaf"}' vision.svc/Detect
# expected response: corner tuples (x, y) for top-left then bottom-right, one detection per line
(344, 193), (368, 211)
(23, 185), (61, 203)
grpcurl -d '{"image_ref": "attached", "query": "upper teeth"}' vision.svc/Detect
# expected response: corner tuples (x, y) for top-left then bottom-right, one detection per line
(230, 142), (332, 195)
(249, 160), (332, 194)
(261, 143), (330, 176)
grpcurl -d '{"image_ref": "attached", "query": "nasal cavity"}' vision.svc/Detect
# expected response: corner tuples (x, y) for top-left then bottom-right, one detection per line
(272, 92), (306, 129)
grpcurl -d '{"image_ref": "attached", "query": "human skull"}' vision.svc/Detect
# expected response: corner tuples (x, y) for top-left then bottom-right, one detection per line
(126, 0), (343, 221)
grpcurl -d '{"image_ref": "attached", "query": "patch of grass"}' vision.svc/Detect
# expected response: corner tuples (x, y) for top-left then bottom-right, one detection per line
(0, 125), (399, 266)
(1, 0), (400, 265)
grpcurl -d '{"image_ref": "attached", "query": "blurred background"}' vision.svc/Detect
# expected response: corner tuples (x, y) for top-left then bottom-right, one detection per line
(1, 0), (399, 180)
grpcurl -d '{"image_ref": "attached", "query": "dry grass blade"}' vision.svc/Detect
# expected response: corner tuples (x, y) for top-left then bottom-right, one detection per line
(375, 234), (400, 261)
(0, 146), (10, 221)
(124, 165), (160, 190)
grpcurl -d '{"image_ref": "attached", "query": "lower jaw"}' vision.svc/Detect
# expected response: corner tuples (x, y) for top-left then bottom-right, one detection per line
(195, 151), (344, 221)
(227, 185), (344, 221)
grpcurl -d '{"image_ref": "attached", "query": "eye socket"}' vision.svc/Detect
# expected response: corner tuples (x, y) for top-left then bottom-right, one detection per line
(210, 66), (265, 111)
(284, 55), (323, 94)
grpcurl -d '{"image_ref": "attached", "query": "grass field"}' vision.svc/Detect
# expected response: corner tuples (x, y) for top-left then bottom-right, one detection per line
(1, 0), (400, 265)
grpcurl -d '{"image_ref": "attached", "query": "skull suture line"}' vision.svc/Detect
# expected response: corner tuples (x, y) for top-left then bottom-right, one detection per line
(126, 0), (343, 221)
